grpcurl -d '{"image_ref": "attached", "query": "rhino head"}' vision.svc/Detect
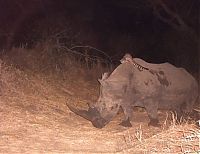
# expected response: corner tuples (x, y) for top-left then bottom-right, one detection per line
(66, 73), (121, 128)
(66, 103), (108, 128)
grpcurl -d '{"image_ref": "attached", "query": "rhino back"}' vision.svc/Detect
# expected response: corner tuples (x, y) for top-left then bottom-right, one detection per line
(133, 59), (198, 110)
(133, 58), (197, 92)
(106, 63), (134, 84)
(105, 59), (198, 102)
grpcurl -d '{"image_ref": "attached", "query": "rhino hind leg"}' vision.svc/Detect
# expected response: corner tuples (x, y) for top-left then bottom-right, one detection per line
(174, 108), (183, 122)
(148, 118), (161, 127)
(173, 102), (189, 123)
(144, 99), (161, 127)
(120, 117), (132, 127)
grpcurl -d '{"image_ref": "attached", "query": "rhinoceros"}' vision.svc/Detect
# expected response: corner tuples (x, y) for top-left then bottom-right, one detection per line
(66, 54), (198, 128)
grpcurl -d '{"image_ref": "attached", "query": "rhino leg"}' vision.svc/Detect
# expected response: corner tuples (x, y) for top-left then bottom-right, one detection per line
(120, 117), (132, 127)
(170, 100), (185, 122)
(148, 118), (160, 127)
(144, 99), (161, 127)
(173, 103), (187, 122)
(120, 104), (132, 127)
(174, 107), (183, 121)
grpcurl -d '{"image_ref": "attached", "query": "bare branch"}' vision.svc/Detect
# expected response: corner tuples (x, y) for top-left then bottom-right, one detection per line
(70, 45), (112, 64)
(150, 0), (190, 31)
(152, 7), (179, 30)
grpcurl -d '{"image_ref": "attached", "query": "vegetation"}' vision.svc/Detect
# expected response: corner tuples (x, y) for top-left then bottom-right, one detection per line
(0, 41), (199, 153)
(0, 0), (199, 153)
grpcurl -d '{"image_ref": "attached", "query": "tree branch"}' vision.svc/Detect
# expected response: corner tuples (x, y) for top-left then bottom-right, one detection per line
(150, 0), (190, 31)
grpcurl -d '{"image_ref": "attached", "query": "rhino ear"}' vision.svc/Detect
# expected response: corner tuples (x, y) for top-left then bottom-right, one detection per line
(98, 79), (103, 84)
(98, 79), (108, 86)
(98, 72), (109, 84)
(101, 72), (109, 80)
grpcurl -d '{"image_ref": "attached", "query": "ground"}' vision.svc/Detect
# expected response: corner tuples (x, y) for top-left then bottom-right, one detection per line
(0, 49), (199, 153)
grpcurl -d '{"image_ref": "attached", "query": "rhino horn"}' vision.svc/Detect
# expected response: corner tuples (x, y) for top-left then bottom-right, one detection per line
(66, 103), (107, 128)
(66, 103), (93, 121)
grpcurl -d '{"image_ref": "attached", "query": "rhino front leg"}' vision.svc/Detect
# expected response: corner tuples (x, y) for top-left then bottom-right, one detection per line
(120, 104), (132, 127)
(144, 99), (161, 127)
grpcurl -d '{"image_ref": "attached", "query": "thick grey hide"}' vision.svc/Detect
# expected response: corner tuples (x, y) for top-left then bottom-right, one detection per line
(92, 58), (198, 128)
(67, 58), (198, 128)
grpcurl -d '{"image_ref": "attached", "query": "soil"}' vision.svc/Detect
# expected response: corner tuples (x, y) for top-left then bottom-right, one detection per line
(0, 59), (199, 154)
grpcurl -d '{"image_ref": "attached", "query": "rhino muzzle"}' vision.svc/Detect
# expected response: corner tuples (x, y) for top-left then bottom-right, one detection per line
(66, 103), (107, 128)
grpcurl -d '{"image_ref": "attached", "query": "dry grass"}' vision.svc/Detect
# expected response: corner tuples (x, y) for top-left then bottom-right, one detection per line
(123, 120), (200, 153)
(2, 43), (111, 82)
(0, 46), (199, 153)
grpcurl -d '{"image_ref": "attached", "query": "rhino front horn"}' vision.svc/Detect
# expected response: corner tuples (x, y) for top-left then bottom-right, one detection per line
(66, 103), (107, 128)
(66, 103), (93, 121)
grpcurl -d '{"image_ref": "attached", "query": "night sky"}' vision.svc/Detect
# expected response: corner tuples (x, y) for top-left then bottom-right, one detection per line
(0, 0), (199, 72)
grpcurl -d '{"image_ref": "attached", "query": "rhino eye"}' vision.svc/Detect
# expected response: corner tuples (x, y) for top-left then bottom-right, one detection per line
(111, 106), (115, 110)
(110, 104), (119, 110)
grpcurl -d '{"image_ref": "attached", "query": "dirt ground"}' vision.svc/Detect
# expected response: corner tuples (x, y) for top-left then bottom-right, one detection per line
(0, 57), (199, 154)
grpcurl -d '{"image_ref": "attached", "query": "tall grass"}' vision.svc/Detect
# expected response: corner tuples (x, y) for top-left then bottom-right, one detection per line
(1, 40), (113, 82)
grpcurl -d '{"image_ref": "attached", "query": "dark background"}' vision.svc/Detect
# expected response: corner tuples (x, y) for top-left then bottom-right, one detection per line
(0, 0), (199, 73)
